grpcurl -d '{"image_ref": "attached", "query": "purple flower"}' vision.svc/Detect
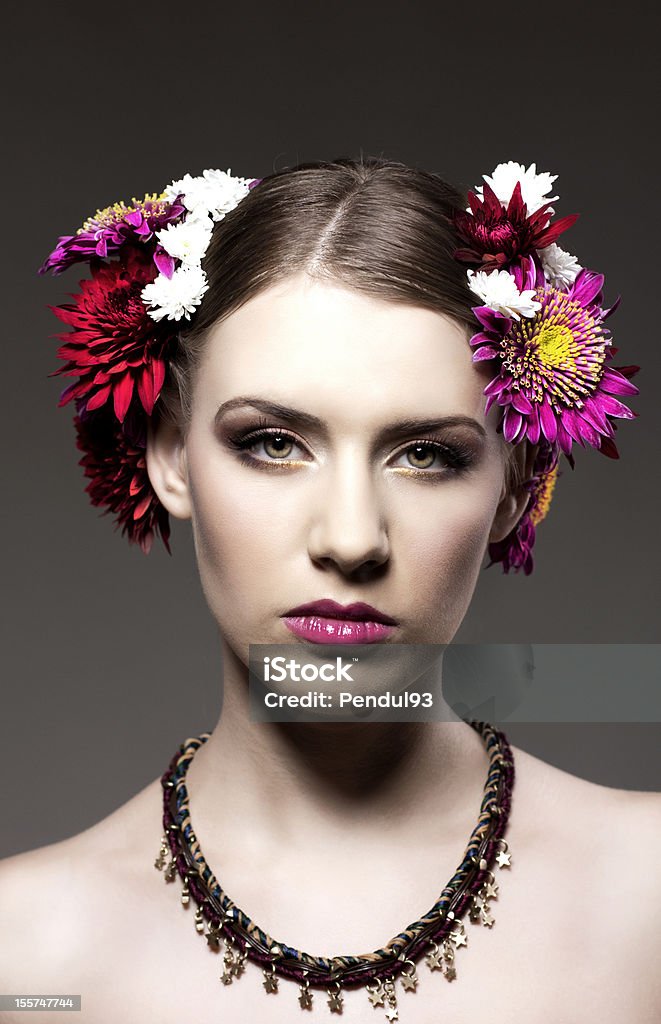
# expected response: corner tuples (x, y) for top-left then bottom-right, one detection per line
(470, 269), (640, 460)
(39, 193), (186, 275)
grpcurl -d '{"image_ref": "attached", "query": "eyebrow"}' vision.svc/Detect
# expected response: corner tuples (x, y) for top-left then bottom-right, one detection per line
(214, 396), (487, 439)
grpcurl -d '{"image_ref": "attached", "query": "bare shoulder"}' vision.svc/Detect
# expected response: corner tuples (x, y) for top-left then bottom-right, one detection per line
(511, 739), (661, 866)
(0, 776), (163, 1018)
(511, 742), (661, 1014)
(0, 839), (89, 1022)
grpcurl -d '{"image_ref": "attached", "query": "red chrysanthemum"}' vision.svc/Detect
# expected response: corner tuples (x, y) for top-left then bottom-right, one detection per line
(73, 403), (171, 555)
(453, 182), (578, 273)
(48, 246), (177, 423)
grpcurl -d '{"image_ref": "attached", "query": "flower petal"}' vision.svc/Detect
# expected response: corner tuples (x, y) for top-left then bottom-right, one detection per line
(113, 374), (135, 423)
(473, 305), (510, 333)
(472, 344), (501, 361)
(510, 390), (533, 414)
(503, 409), (523, 442)
(534, 213), (579, 249)
(526, 405), (541, 444)
(570, 269), (604, 307)
(600, 366), (640, 397)
(539, 399), (558, 443)
(85, 384), (112, 411)
(597, 393), (636, 419)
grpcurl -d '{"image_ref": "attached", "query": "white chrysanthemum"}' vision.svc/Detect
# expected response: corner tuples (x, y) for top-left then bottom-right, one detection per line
(467, 269), (541, 321)
(142, 265), (210, 322)
(539, 243), (581, 288)
(156, 215), (213, 267)
(476, 161), (559, 214)
(165, 167), (253, 222)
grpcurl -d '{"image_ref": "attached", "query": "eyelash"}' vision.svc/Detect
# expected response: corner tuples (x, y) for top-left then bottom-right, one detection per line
(225, 416), (475, 476)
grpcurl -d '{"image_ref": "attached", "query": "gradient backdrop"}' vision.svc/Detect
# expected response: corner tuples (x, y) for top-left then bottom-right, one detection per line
(1, 1), (659, 857)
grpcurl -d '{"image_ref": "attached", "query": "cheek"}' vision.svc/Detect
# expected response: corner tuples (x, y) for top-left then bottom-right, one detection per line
(185, 454), (291, 626)
(398, 484), (499, 634)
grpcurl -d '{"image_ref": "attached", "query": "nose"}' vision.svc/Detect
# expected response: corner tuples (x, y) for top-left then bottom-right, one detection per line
(307, 453), (390, 577)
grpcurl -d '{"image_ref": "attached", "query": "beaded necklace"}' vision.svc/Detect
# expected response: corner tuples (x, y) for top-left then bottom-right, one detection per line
(155, 720), (514, 1020)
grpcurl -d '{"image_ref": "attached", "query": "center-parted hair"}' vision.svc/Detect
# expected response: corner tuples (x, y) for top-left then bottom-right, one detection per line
(157, 157), (490, 435)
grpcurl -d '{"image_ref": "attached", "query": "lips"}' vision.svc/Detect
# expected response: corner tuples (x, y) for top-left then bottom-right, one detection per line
(280, 599), (398, 645)
(282, 599), (398, 625)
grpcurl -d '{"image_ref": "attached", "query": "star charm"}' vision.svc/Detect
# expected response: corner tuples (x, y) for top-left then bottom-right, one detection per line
(263, 973), (278, 993)
(483, 881), (499, 899)
(367, 985), (386, 1007)
(327, 991), (344, 1013)
(426, 947), (444, 971)
(205, 930), (221, 949)
(444, 965), (457, 982)
(469, 903), (482, 923)
(220, 972), (233, 986)
(481, 911), (495, 928)
(400, 972), (418, 992)
(385, 1007), (399, 1022)
(298, 988), (313, 1009)
(495, 849), (511, 868)
(450, 928), (467, 948)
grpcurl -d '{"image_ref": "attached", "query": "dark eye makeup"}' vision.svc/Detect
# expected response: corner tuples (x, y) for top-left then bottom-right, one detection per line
(223, 416), (477, 477)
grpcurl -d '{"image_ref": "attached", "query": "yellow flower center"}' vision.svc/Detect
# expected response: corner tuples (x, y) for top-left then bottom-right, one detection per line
(79, 191), (170, 235)
(503, 288), (607, 409)
(535, 323), (575, 369)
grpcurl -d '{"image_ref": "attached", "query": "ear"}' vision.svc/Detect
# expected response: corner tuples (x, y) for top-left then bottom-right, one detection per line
(488, 441), (538, 544)
(146, 415), (192, 521)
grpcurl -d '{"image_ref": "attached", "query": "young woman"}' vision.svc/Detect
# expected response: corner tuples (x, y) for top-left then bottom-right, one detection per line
(1, 158), (658, 1024)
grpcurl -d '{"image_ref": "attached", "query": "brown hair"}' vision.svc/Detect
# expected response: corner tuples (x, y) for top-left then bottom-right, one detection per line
(157, 155), (522, 489)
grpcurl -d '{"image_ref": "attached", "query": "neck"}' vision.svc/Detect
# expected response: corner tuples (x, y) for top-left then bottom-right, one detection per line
(184, 639), (492, 851)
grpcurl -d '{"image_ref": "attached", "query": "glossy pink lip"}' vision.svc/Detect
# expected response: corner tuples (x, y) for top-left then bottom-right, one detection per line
(281, 599), (398, 645)
(282, 599), (398, 625)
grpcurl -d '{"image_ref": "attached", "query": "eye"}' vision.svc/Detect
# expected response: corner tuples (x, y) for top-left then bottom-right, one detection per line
(253, 430), (303, 461)
(392, 439), (475, 474)
(401, 443), (438, 470)
(226, 423), (310, 465)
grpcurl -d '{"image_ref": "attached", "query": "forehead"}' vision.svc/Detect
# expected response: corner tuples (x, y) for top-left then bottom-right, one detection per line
(197, 274), (496, 429)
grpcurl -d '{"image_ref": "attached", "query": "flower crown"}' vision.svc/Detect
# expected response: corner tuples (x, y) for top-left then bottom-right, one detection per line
(39, 161), (640, 573)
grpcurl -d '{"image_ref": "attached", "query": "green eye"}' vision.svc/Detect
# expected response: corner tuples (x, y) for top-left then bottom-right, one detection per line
(262, 434), (295, 459)
(405, 444), (437, 470)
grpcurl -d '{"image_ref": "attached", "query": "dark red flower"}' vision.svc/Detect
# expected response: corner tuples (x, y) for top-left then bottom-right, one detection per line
(48, 246), (177, 423)
(453, 182), (578, 272)
(73, 403), (171, 555)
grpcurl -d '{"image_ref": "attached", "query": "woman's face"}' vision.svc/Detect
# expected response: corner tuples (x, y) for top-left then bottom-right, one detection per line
(155, 273), (521, 664)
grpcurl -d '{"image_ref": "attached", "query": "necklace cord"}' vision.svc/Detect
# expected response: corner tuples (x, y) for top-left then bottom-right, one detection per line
(159, 720), (514, 989)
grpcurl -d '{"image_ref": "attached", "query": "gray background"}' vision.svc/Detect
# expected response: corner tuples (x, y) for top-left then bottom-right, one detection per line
(1, 1), (659, 858)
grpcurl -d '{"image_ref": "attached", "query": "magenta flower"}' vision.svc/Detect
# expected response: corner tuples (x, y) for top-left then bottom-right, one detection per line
(469, 269), (639, 459)
(39, 192), (186, 275)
